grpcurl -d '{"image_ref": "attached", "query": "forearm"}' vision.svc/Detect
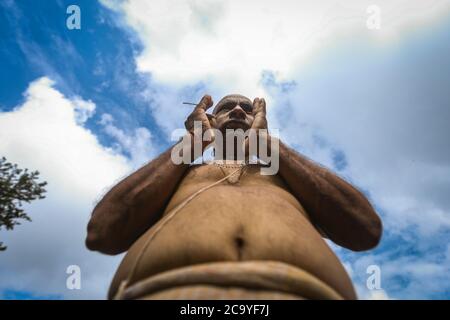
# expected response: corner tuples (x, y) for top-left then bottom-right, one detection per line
(86, 140), (191, 254)
(273, 137), (382, 251)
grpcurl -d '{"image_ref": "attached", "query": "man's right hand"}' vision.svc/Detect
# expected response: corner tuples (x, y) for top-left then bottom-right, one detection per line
(184, 95), (216, 152)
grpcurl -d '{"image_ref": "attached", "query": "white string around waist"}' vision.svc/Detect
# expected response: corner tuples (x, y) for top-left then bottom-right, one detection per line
(114, 164), (247, 300)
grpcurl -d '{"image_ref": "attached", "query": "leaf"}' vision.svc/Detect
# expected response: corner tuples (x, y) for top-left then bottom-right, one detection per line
(0, 156), (47, 252)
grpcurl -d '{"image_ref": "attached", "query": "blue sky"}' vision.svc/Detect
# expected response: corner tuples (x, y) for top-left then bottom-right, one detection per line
(1, 0), (449, 299)
(0, 0), (168, 151)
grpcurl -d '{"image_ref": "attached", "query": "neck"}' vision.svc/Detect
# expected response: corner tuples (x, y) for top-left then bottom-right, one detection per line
(212, 143), (248, 162)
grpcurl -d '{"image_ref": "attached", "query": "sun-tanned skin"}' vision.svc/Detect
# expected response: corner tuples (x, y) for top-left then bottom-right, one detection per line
(86, 94), (382, 300)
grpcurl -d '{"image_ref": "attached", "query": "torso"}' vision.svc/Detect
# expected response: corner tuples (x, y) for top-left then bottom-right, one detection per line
(109, 163), (356, 299)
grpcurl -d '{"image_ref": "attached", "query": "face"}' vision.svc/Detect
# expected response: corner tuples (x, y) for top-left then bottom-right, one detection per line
(213, 94), (254, 132)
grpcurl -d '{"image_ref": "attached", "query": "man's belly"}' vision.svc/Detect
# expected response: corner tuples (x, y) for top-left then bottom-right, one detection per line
(109, 182), (356, 300)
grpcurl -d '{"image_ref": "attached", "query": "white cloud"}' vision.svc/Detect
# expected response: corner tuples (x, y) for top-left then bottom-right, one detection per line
(0, 77), (134, 298)
(72, 97), (96, 125)
(99, 0), (450, 142)
(0, 77), (130, 199)
(99, 113), (155, 168)
(100, 0), (450, 95)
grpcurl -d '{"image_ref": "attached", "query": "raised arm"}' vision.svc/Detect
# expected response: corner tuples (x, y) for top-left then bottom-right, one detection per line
(276, 139), (382, 251)
(85, 145), (190, 255)
(86, 95), (215, 255)
(248, 97), (381, 251)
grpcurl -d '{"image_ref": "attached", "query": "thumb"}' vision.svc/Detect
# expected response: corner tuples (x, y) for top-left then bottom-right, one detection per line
(195, 95), (214, 112)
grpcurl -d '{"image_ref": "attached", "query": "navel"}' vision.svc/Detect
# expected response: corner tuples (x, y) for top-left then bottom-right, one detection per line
(234, 236), (245, 260)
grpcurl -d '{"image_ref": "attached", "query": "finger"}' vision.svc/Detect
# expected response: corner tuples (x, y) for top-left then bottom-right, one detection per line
(185, 115), (212, 132)
(253, 97), (260, 115)
(195, 94), (213, 112)
(259, 98), (266, 114)
(253, 97), (260, 108)
(253, 97), (266, 115)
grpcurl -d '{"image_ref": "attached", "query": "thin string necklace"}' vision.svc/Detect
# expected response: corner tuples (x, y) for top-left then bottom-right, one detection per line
(211, 160), (247, 184)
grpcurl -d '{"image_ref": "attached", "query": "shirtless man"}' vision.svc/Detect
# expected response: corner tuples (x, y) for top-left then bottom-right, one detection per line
(86, 94), (382, 300)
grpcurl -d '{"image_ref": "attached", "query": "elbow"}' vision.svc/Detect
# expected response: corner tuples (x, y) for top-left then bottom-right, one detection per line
(85, 232), (127, 255)
(85, 228), (103, 252)
(366, 214), (383, 249)
(85, 221), (127, 255)
(85, 231), (101, 252)
(320, 184), (383, 252)
(350, 213), (383, 252)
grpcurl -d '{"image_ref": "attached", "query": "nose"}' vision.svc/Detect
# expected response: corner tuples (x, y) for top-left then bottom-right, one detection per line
(229, 105), (246, 120)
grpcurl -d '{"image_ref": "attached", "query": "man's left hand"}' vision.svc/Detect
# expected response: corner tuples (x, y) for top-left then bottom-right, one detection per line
(251, 97), (268, 130)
